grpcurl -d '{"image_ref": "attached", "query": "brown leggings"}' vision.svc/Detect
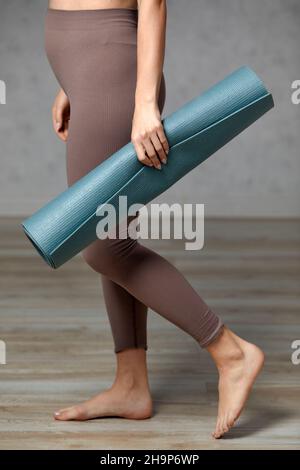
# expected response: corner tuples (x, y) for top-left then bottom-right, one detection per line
(45, 8), (224, 353)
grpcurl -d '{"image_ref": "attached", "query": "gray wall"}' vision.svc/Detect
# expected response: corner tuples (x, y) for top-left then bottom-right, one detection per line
(0, 0), (299, 216)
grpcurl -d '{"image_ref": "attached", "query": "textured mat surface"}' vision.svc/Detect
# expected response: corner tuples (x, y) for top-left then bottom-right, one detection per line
(22, 66), (274, 268)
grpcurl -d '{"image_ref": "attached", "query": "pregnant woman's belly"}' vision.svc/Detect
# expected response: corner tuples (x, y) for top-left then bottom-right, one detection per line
(49, 0), (138, 10)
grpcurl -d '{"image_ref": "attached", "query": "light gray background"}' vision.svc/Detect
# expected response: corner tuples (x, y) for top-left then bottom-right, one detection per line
(0, 0), (299, 216)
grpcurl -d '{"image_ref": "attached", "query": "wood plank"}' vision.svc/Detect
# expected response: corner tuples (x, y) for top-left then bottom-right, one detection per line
(0, 217), (299, 449)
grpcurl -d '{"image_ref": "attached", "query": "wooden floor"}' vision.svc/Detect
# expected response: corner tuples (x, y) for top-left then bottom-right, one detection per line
(0, 217), (299, 450)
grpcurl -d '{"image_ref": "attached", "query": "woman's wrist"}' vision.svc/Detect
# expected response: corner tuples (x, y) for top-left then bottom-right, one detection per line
(134, 96), (158, 111)
(135, 87), (158, 106)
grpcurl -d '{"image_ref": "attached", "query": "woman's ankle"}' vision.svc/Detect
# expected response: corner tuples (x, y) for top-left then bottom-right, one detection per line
(114, 347), (150, 391)
(113, 371), (150, 391)
(206, 327), (245, 371)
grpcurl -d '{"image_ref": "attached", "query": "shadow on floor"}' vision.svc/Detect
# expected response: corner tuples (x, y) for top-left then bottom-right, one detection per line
(222, 406), (293, 439)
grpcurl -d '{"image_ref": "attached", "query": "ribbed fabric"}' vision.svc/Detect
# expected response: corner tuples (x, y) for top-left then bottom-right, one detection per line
(45, 7), (224, 352)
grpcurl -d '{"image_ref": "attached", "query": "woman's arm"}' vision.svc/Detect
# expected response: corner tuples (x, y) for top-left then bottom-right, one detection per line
(131, 0), (169, 170)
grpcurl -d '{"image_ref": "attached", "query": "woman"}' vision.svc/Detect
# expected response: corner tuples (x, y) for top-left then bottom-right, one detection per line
(46, 0), (264, 439)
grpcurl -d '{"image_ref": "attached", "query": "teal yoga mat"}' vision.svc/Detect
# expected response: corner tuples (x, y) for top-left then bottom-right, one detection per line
(22, 66), (274, 268)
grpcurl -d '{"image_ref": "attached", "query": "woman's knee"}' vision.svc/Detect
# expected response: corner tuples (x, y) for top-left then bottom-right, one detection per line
(81, 245), (112, 276)
(81, 239), (134, 278)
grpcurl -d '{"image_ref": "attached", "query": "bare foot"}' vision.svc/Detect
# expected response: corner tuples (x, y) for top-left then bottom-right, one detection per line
(54, 382), (152, 421)
(208, 328), (264, 439)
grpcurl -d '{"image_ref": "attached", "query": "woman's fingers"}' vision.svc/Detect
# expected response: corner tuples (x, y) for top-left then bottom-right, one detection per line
(52, 105), (66, 141)
(52, 103), (63, 131)
(142, 137), (162, 170)
(62, 118), (70, 141)
(52, 106), (69, 142)
(52, 106), (59, 132)
(52, 89), (70, 142)
(156, 125), (170, 155)
(150, 131), (168, 165)
(134, 140), (154, 167)
(131, 108), (170, 170)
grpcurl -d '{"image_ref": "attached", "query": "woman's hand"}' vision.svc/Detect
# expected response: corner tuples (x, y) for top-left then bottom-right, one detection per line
(131, 102), (169, 170)
(52, 88), (70, 142)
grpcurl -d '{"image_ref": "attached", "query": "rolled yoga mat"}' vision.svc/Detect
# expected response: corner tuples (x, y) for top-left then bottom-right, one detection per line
(22, 66), (274, 269)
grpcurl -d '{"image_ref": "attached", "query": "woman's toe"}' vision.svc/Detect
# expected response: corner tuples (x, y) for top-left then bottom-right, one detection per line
(213, 420), (219, 438)
(54, 405), (84, 421)
(214, 417), (222, 439)
(222, 415), (230, 433)
(227, 413), (235, 429)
